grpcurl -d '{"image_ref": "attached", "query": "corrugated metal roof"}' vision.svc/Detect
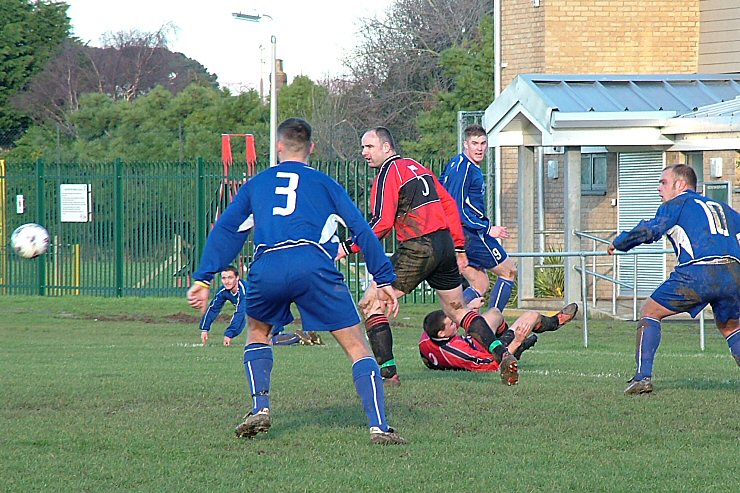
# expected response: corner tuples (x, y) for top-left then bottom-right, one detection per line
(678, 96), (740, 118)
(519, 74), (740, 114)
(484, 74), (740, 148)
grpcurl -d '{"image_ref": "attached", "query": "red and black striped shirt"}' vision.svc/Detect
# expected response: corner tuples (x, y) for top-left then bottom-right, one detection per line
(350, 155), (464, 253)
(418, 331), (500, 372)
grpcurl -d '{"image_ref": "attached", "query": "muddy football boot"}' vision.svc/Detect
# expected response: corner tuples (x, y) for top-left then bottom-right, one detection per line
(624, 377), (653, 395)
(370, 426), (408, 445)
(235, 408), (271, 438)
(500, 352), (519, 386)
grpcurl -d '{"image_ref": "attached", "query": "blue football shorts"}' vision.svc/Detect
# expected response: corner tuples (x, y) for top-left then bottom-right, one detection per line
(245, 246), (361, 331)
(651, 261), (740, 322)
(464, 229), (509, 271)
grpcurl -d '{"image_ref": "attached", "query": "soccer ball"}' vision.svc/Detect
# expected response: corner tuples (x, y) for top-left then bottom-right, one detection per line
(10, 223), (50, 259)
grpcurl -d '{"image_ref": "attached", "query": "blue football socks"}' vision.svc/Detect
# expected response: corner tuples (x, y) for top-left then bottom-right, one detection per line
(488, 278), (514, 312)
(243, 343), (273, 413)
(726, 328), (740, 366)
(463, 287), (482, 305)
(352, 357), (388, 431)
(634, 317), (661, 380)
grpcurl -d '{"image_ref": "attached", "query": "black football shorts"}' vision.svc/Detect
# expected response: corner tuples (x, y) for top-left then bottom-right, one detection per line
(390, 229), (463, 293)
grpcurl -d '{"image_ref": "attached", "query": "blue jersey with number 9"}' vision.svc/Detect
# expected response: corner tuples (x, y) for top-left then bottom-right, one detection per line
(613, 190), (740, 267)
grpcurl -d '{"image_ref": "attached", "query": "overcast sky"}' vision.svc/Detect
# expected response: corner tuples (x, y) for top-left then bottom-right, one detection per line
(64, 0), (393, 92)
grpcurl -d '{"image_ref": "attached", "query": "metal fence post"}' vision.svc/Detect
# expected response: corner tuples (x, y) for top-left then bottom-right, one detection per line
(196, 158), (206, 266)
(591, 239), (597, 306)
(612, 254), (617, 316)
(580, 254), (588, 347)
(114, 158), (123, 297)
(632, 255), (638, 321)
(36, 159), (46, 296)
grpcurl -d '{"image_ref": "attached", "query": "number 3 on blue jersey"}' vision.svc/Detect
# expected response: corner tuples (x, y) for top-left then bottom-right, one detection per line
(273, 172), (298, 216)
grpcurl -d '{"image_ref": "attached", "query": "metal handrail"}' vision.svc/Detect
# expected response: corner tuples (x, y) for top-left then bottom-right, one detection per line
(512, 231), (708, 350)
(508, 247), (672, 347)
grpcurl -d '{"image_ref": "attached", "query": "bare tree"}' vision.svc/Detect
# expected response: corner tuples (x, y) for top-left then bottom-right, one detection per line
(341, 0), (493, 145)
(310, 78), (363, 161)
(12, 26), (218, 133)
(11, 40), (97, 132)
(86, 24), (173, 101)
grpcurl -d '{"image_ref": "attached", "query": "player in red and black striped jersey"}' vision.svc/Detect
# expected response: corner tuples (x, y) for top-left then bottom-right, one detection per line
(419, 302), (578, 374)
(337, 127), (516, 385)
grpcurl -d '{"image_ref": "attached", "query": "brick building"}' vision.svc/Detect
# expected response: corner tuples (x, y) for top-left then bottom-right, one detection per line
(484, 0), (740, 310)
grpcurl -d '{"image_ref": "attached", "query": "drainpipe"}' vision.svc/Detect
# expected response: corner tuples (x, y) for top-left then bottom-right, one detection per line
(493, 0), (502, 224)
(537, 146), (545, 260)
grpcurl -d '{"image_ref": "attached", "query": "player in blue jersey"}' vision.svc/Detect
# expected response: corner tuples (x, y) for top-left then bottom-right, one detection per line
(187, 117), (406, 445)
(440, 124), (517, 312)
(198, 265), (315, 346)
(608, 164), (740, 395)
(199, 266), (249, 346)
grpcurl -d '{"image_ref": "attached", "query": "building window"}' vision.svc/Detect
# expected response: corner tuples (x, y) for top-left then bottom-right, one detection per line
(581, 154), (607, 195)
(686, 152), (704, 186)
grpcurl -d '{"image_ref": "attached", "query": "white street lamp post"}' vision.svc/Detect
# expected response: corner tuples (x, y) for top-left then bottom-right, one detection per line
(269, 35), (276, 167)
(232, 12), (277, 167)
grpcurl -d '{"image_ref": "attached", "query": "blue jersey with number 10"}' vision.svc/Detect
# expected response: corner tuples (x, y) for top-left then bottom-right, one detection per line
(193, 161), (395, 286)
(613, 190), (740, 267)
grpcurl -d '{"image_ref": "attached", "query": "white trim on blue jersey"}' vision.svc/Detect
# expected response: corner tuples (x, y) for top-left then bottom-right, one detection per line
(613, 190), (740, 268)
(193, 161), (396, 288)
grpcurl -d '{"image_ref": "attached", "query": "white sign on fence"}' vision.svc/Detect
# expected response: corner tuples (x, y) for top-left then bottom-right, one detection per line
(60, 184), (91, 222)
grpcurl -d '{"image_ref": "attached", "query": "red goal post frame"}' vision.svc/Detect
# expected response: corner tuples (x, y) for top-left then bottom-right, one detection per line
(217, 133), (258, 279)
(221, 133), (257, 179)
(217, 133), (257, 220)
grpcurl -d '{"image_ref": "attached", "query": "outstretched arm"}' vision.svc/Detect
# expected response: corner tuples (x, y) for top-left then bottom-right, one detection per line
(193, 288), (227, 345)
(611, 201), (678, 253)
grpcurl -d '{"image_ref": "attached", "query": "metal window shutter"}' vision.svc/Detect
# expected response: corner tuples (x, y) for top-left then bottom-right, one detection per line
(617, 152), (666, 296)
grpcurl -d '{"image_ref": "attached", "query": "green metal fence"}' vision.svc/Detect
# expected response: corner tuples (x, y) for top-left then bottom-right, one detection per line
(0, 158), (445, 302)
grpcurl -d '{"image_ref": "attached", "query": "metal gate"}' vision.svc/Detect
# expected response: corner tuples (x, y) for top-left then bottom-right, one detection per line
(1, 158), (442, 302)
(1, 159), (234, 296)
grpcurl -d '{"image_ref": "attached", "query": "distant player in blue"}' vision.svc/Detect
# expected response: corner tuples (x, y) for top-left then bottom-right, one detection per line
(608, 164), (740, 395)
(187, 117), (406, 445)
(199, 266), (248, 346)
(198, 265), (302, 347)
(440, 124), (517, 312)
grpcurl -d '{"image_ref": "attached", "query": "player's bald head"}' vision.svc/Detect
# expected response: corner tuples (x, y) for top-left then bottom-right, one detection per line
(368, 126), (397, 152)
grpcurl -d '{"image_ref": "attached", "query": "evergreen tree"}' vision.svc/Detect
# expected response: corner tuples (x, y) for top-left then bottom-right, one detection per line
(0, 0), (70, 146)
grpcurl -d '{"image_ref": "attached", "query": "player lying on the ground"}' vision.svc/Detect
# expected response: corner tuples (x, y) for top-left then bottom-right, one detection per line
(419, 303), (578, 383)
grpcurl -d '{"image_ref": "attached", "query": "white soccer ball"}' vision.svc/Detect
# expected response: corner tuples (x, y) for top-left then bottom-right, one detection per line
(10, 223), (50, 259)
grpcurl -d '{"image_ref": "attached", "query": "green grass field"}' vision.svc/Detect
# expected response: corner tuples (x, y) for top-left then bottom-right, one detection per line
(1, 296), (738, 492)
